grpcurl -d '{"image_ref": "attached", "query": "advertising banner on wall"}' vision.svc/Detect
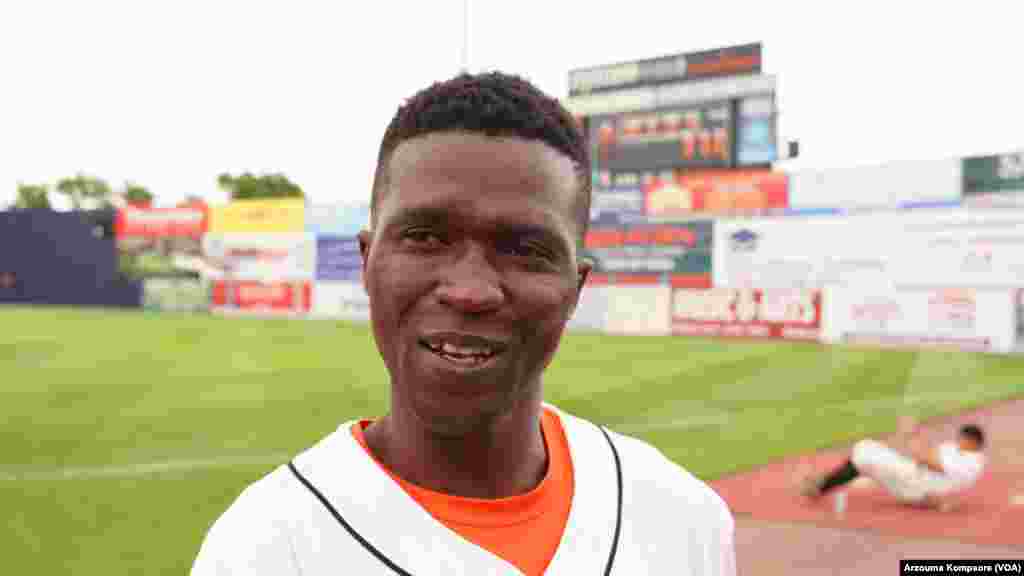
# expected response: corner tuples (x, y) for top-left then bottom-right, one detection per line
(208, 198), (305, 234)
(310, 281), (370, 322)
(566, 279), (612, 332)
(714, 207), (1024, 289)
(201, 233), (316, 282)
(962, 151), (1024, 207)
(644, 170), (788, 218)
(737, 95), (778, 165)
(565, 73), (776, 118)
(583, 220), (713, 277)
(590, 102), (733, 173)
(671, 288), (821, 340)
(141, 277), (210, 313)
(114, 205), (209, 279)
(211, 279), (312, 314)
(316, 236), (362, 282)
(589, 173), (647, 225)
(115, 205), (208, 238)
(568, 43), (762, 97)
(788, 158), (962, 211)
(306, 203), (370, 236)
(603, 283), (672, 335)
(823, 287), (1016, 354)
(714, 216), (891, 289)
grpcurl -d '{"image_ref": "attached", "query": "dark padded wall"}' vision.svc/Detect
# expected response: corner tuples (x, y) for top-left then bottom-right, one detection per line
(0, 209), (142, 307)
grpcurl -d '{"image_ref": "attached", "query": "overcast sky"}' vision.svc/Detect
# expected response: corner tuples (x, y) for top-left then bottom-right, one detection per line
(1, 1), (1021, 211)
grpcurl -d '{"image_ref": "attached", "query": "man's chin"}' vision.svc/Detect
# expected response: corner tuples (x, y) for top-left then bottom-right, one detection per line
(407, 378), (528, 436)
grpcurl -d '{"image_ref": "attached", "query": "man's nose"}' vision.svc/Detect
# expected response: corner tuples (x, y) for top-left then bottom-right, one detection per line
(435, 245), (504, 313)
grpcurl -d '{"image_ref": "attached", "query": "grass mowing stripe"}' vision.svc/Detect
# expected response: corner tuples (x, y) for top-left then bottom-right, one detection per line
(0, 453), (289, 481)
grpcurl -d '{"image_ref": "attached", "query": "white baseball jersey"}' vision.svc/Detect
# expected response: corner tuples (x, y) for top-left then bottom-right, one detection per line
(191, 404), (736, 575)
(917, 441), (986, 496)
(851, 439), (985, 502)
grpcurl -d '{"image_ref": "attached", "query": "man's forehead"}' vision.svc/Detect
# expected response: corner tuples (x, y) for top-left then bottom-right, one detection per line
(379, 132), (579, 229)
(387, 132), (577, 190)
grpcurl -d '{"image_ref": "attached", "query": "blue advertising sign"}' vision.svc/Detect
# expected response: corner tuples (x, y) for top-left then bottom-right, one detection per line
(316, 236), (362, 281)
(737, 96), (778, 165)
(590, 185), (646, 225)
(306, 203), (370, 236)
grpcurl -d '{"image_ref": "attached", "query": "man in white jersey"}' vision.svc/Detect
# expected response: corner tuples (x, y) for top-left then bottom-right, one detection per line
(191, 71), (736, 575)
(800, 421), (986, 511)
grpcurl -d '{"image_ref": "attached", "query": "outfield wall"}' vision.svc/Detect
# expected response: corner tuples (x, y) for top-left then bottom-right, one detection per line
(820, 286), (1017, 354)
(566, 203), (1024, 354)
(568, 283), (1021, 354)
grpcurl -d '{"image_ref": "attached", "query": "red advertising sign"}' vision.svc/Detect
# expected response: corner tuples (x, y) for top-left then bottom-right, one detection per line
(645, 170), (788, 217)
(115, 205), (208, 238)
(211, 280), (312, 312)
(585, 273), (711, 288)
(671, 288), (821, 340)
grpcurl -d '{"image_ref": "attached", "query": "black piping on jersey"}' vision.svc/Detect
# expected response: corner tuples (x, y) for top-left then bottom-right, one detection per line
(287, 423), (624, 575)
(596, 424), (624, 576)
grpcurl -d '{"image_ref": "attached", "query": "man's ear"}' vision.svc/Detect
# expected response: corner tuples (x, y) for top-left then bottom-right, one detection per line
(576, 257), (592, 293)
(358, 230), (372, 293)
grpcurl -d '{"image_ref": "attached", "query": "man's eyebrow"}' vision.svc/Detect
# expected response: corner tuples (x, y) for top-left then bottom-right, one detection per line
(385, 206), (451, 229)
(384, 205), (571, 251)
(502, 223), (562, 243)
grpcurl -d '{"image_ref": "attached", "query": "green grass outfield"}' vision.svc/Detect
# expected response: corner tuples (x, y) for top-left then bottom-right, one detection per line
(2, 306), (1022, 573)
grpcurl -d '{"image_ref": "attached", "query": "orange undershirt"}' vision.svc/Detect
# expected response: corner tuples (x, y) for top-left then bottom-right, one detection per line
(351, 408), (574, 576)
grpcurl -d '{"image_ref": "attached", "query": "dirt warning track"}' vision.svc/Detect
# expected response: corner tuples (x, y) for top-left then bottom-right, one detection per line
(711, 398), (1024, 575)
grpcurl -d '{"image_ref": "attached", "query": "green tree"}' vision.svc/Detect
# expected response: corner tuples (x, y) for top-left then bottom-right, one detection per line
(216, 172), (304, 201)
(56, 173), (112, 210)
(14, 183), (52, 210)
(123, 182), (154, 206)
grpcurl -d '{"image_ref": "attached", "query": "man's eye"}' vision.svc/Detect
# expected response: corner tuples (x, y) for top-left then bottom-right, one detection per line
(507, 242), (553, 261)
(400, 228), (444, 246)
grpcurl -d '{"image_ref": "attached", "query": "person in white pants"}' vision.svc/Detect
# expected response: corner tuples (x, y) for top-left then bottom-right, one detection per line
(800, 422), (986, 511)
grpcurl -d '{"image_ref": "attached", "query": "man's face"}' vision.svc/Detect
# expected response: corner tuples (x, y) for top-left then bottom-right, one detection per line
(359, 132), (590, 434)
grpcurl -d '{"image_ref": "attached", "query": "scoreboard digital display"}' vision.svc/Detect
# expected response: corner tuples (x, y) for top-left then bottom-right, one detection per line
(590, 102), (733, 174)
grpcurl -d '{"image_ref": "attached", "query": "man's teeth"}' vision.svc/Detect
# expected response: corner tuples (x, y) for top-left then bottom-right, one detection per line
(437, 342), (495, 357)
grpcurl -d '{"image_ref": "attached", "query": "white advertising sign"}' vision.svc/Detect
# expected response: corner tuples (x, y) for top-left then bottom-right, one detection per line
(714, 207), (1024, 290)
(564, 74), (776, 117)
(714, 215), (895, 289)
(602, 284), (671, 335)
(789, 158), (961, 210)
(201, 233), (316, 282)
(822, 287), (1016, 354)
(566, 284), (611, 333)
(311, 281), (370, 322)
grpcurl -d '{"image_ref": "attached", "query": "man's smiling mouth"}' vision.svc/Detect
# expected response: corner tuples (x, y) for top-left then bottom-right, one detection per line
(419, 331), (508, 367)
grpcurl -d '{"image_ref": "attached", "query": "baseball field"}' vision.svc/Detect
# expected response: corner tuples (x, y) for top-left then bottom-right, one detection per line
(2, 306), (1022, 574)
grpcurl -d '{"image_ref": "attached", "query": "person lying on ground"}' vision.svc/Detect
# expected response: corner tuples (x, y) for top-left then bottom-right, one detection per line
(799, 420), (986, 512)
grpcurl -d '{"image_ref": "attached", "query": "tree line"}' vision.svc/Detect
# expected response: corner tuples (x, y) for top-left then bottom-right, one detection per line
(10, 172), (304, 210)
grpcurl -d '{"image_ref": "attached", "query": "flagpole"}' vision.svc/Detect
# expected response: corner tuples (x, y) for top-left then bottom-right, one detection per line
(460, 0), (470, 73)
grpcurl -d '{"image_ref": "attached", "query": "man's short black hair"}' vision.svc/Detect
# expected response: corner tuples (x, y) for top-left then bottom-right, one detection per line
(959, 424), (985, 448)
(370, 71), (591, 239)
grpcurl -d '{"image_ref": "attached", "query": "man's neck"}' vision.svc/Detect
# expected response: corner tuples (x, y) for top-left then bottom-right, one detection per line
(362, 399), (548, 500)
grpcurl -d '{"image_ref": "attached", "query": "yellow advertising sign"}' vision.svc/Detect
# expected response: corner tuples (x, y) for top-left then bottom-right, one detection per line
(208, 198), (305, 233)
